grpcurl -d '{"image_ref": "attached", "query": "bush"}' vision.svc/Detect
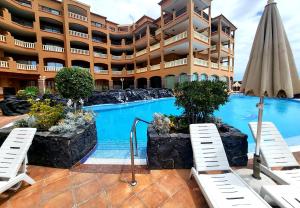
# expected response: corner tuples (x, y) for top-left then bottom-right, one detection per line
(16, 86), (39, 99)
(49, 111), (95, 134)
(152, 113), (171, 134)
(174, 80), (229, 124)
(55, 67), (94, 103)
(28, 99), (64, 130)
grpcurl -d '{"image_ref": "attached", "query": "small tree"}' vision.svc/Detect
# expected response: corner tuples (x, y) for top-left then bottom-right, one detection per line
(174, 80), (229, 124)
(55, 67), (94, 109)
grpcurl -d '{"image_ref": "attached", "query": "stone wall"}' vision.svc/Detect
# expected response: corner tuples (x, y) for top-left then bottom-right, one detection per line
(0, 123), (97, 168)
(147, 124), (248, 169)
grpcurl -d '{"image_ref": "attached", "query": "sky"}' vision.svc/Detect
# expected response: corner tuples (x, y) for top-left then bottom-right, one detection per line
(79, 0), (300, 81)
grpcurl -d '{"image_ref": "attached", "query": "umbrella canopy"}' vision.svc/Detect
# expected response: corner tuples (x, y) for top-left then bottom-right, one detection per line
(233, 82), (241, 88)
(241, 0), (300, 98)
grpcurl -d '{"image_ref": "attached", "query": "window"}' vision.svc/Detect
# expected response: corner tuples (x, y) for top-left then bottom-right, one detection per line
(94, 66), (105, 72)
(17, 60), (37, 65)
(91, 21), (104, 28)
(41, 25), (62, 34)
(40, 6), (61, 16)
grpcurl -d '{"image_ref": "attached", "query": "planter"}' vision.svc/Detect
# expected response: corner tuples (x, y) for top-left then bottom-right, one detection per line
(0, 123), (97, 168)
(147, 123), (248, 170)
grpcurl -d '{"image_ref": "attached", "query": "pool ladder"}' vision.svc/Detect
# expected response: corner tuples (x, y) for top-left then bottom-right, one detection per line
(129, 117), (151, 186)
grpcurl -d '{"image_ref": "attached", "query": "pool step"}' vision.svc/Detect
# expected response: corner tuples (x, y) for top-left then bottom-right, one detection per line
(90, 149), (146, 160)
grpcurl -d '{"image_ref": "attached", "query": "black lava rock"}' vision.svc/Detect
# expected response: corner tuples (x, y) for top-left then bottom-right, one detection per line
(0, 96), (31, 116)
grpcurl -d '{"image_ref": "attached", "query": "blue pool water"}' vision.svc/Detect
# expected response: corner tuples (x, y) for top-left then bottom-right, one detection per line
(85, 95), (300, 159)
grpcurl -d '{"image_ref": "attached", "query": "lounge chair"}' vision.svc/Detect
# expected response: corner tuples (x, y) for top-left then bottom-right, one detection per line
(189, 123), (271, 208)
(249, 122), (300, 185)
(0, 128), (37, 194)
(261, 185), (300, 208)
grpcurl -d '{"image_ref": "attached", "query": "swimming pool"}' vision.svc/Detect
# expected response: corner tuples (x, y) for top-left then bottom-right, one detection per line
(85, 95), (300, 160)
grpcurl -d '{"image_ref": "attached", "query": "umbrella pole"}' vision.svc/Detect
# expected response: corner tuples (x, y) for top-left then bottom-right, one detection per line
(253, 96), (264, 179)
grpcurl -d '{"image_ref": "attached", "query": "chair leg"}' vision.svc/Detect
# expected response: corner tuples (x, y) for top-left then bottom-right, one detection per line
(23, 174), (35, 185)
(189, 169), (193, 180)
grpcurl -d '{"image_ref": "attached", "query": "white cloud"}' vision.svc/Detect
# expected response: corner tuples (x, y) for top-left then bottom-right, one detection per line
(79, 0), (300, 80)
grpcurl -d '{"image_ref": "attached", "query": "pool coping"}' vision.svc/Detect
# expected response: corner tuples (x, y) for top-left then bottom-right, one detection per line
(84, 158), (147, 165)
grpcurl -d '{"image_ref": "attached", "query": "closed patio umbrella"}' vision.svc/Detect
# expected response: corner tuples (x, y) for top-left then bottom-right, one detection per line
(240, 0), (300, 179)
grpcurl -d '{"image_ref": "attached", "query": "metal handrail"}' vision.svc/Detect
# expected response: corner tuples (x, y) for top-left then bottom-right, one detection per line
(129, 118), (151, 186)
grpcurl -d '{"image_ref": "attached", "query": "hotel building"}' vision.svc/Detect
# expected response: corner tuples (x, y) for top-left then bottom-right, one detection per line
(0, 0), (236, 97)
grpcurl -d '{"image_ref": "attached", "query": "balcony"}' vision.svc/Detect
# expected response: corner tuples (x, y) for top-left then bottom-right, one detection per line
(194, 31), (209, 43)
(164, 31), (187, 46)
(125, 55), (134, 60)
(194, 58), (208, 67)
(44, 66), (64, 72)
(0, 61), (9, 68)
(194, 9), (209, 22)
(42, 45), (64, 53)
(69, 30), (88, 39)
(211, 45), (217, 51)
(127, 70), (134, 75)
(136, 67), (148, 74)
(70, 48), (89, 55)
(14, 39), (35, 49)
(16, 63), (37, 71)
(112, 71), (122, 75)
(94, 69), (109, 75)
(136, 49), (147, 57)
(111, 55), (123, 60)
(221, 65), (229, 71)
(211, 62), (218, 69)
(155, 28), (161, 36)
(150, 43), (160, 52)
(150, 64), (160, 71)
(68, 12), (88, 22)
(0, 34), (6, 42)
(94, 52), (107, 59)
(165, 58), (187, 68)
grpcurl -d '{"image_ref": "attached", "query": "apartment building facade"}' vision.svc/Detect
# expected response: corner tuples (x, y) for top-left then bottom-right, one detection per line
(0, 0), (236, 96)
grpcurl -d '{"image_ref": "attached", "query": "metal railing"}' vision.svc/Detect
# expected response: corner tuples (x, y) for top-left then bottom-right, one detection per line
(129, 118), (151, 186)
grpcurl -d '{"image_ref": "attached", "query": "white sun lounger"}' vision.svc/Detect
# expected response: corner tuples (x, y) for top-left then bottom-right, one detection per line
(190, 124), (271, 208)
(249, 122), (300, 185)
(0, 128), (36, 194)
(261, 185), (300, 208)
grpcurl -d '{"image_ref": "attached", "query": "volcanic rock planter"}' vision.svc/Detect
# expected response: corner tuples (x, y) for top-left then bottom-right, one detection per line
(0, 123), (97, 168)
(147, 124), (248, 169)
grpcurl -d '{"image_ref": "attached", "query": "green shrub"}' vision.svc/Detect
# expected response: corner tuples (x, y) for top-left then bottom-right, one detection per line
(28, 99), (64, 130)
(174, 80), (229, 124)
(55, 67), (94, 102)
(16, 86), (39, 99)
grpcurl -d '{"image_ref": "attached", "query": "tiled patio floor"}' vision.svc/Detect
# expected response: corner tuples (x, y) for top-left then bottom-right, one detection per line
(0, 166), (208, 208)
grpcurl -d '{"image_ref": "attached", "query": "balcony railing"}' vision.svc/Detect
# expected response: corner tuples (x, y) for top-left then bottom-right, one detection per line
(211, 62), (218, 69)
(126, 55), (134, 59)
(68, 12), (88, 22)
(136, 49), (147, 57)
(194, 31), (209, 43)
(127, 70), (135, 75)
(165, 58), (187, 68)
(16, 63), (37, 71)
(164, 31), (187, 46)
(194, 58), (208, 67)
(136, 67), (148, 74)
(0, 35), (6, 42)
(94, 52), (107, 58)
(0, 61), (8, 68)
(155, 28), (161, 36)
(112, 55), (123, 60)
(44, 66), (64, 72)
(221, 65), (229, 71)
(14, 39), (35, 49)
(95, 69), (109, 75)
(69, 30), (88, 39)
(42, 45), (64, 53)
(14, 0), (32, 8)
(112, 71), (122, 75)
(211, 45), (217, 51)
(221, 45), (230, 52)
(150, 43), (160, 51)
(70, 48), (89, 55)
(150, 64), (160, 71)
(230, 66), (233, 72)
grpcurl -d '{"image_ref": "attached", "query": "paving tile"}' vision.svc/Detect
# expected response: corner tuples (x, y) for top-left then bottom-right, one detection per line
(107, 181), (135, 207)
(9, 189), (42, 208)
(78, 191), (107, 208)
(70, 172), (97, 186)
(74, 179), (103, 204)
(41, 191), (74, 208)
(97, 173), (121, 188)
(42, 176), (72, 200)
(120, 195), (146, 208)
(137, 183), (169, 208)
(43, 169), (70, 186)
(156, 174), (186, 197)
